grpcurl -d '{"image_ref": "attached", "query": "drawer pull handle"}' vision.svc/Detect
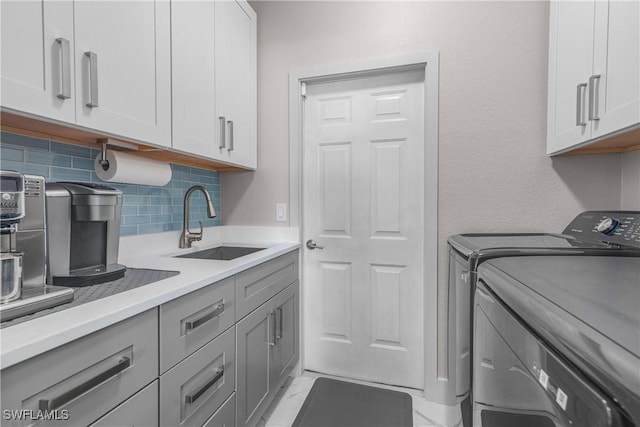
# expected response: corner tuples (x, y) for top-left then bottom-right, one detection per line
(185, 303), (225, 331)
(227, 120), (234, 152)
(576, 83), (587, 126)
(185, 367), (224, 404)
(276, 307), (283, 340)
(38, 356), (131, 411)
(84, 51), (99, 108)
(55, 38), (71, 99)
(588, 74), (601, 121)
(268, 311), (277, 346)
(219, 116), (226, 149)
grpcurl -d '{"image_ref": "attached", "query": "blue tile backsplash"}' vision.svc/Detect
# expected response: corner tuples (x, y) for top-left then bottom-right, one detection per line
(1, 131), (221, 236)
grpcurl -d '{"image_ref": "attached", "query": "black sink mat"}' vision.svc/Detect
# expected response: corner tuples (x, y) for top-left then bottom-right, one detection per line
(1, 268), (179, 328)
(292, 378), (413, 427)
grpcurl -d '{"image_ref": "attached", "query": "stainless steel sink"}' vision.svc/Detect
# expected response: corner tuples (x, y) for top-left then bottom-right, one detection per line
(174, 246), (264, 261)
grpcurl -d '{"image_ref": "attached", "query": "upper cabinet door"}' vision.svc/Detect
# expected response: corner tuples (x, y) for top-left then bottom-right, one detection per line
(215, 0), (257, 169)
(591, 0), (640, 139)
(74, 1), (171, 147)
(546, 0), (595, 155)
(171, 1), (219, 160)
(1, 0), (75, 123)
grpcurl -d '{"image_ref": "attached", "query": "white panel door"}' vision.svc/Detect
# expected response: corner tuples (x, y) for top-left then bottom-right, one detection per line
(592, 0), (640, 138)
(0, 0), (75, 122)
(215, 0), (257, 169)
(547, 0), (595, 154)
(303, 70), (425, 389)
(171, 0), (218, 159)
(74, 1), (171, 147)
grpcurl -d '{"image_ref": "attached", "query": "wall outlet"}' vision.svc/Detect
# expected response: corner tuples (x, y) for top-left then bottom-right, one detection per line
(276, 203), (287, 222)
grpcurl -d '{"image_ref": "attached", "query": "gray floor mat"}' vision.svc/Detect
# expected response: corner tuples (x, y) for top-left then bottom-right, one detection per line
(292, 378), (413, 427)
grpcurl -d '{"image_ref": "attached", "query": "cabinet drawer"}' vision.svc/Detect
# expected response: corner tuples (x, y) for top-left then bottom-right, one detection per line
(0, 309), (158, 427)
(160, 326), (235, 427)
(90, 380), (158, 427)
(203, 393), (236, 427)
(235, 251), (298, 320)
(160, 277), (235, 373)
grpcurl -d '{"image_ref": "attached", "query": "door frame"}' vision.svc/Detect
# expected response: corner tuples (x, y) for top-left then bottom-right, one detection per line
(288, 52), (439, 399)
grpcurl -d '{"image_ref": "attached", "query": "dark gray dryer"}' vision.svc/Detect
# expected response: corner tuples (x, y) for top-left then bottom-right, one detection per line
(474, 255), (640, 426)
(446, 211), (640, 426)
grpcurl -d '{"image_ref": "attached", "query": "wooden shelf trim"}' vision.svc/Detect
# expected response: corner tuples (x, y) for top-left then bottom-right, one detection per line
(0, 111), (245, 172)
(563, 126), (640, 155)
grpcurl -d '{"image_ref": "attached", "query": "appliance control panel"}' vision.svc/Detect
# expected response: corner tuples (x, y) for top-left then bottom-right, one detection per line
(563, 211), (640, 247)
(0, 170), (25, 223)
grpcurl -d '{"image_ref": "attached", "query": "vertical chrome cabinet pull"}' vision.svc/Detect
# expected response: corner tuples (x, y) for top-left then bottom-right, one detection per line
(219, 116), (226, 149)
(227, 120), (234, 152)
(84, 51), (99, 108)
(276, 307), (283, 340)
(55, 38), (71, 99)
(268, 312), (277, 346)
(588, 75), (601, 121)
(39, 356), (131, 411)
(185, 367), (224, 404)
(576, 83), (587, 126)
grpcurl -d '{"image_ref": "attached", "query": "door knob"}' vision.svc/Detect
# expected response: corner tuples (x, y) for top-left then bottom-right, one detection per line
(306, 239), (324, 250)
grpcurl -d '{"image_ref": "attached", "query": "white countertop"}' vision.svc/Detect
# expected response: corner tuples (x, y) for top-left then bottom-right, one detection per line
(0, 226), (300, 370)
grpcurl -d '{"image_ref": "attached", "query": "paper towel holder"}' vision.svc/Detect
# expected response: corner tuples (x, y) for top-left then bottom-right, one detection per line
(98, 142), (110, 171)
(97, 138), (151, 172)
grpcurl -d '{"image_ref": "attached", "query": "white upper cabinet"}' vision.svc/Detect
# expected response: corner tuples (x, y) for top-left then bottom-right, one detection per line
(74, 1), (172, 148)
(171, 1), (218, 159)
(172, 0), (257, 168)
(591, 0), (640, 140)
(2, 0), (257, 167)
(215, 0), (257, 169)
(0, 1), (76, 123)
(547, 0), (640, 155)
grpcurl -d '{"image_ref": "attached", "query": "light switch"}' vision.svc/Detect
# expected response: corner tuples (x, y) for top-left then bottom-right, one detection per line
(276, 203), (287, 222)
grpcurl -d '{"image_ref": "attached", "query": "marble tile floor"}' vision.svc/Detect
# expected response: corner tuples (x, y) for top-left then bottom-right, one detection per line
(257, 371), (462, 427)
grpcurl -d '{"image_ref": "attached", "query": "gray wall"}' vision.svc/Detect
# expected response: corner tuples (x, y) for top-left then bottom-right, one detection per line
(221, 0), (625, 397)
(622, 151), (640, 210)
(224, 0), (622, 228)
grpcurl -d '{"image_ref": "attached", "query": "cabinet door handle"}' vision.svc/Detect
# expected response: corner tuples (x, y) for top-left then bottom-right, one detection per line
(185, 367), (224, 404)
(576, 83), (587, 126)
(588, 75), (601, 121)
(39, 356), (131, 411)
(185, 303), (225, 331)
(268, 311), (277, 346)
(85, 51), (99, 108)
(55, 38), (71, 99)
(276, 307), (283, 340)
(219, 116), (226, 149)
(227, 120), (234, 152)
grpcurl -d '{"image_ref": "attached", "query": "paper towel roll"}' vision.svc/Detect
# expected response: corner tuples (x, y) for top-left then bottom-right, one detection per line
(94, 150), (172, 186)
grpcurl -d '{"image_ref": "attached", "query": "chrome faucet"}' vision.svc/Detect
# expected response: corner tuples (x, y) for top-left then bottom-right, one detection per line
(179, 185), (217, 249)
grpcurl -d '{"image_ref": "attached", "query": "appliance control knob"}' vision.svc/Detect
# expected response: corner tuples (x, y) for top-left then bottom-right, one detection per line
(596, 217), (620, 235)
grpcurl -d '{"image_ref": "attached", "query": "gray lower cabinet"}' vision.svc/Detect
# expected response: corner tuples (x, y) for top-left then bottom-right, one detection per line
(202, 393), (236, 427)
(235, 251), (298, 319)
(236, 281), (299, 427)
(90, 380), (159, 427)
(160, 276), (235, 373)
(0, 309), (158, 427)
(236, 297), (275, 427)
(1, 249), (300, 427)
(160, 326), (235, 427)
(272, 282), (299, 382)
